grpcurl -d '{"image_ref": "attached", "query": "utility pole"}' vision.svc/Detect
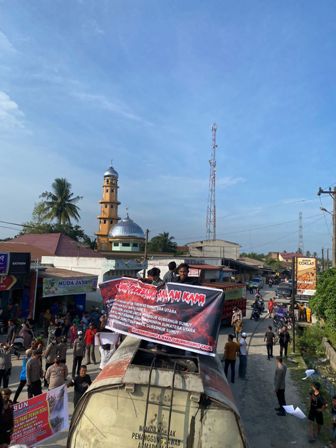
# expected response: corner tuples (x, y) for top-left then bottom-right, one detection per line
(322, 248), (325, 272)
(327, 248), (330, 270)
(318, 186), (336, 267)
(206, 123), (218, 241)
(143, 229), (149, 279)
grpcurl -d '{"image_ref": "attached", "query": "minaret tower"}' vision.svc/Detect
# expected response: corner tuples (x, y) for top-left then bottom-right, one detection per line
(96, 164), (120, 251)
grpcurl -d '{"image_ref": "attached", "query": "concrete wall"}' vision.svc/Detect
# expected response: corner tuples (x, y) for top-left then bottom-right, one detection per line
(41, 256), (117, 285)
(322, 337), (336, 371)
(187, 240), (240, 260)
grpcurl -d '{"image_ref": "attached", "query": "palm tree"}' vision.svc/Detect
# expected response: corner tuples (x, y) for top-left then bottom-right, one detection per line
(148, 232), (177, 253)
(40, 178), (82, 225)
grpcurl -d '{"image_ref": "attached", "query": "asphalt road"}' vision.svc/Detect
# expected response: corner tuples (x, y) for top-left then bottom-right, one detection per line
(217, 287), (324, 448)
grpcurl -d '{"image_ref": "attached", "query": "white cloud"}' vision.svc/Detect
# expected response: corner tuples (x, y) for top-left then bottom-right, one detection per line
(72, 91), (153, 126)
(0, 30), (16, 53)
(217, 176), (246, 188)
(0, 91), (24, 129)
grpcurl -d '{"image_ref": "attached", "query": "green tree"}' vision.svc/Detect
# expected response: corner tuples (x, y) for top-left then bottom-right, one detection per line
(310, 268), (336, 328)
(148, 232), (177, 253)
(40, 178), (82, 225)
(240, 252), (266, 261)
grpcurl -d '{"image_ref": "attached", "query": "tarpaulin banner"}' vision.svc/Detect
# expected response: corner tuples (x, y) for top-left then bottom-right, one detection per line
(99, 277), (224, 356)
(11, 384), (69, 447)
(296, 257), (317, 296)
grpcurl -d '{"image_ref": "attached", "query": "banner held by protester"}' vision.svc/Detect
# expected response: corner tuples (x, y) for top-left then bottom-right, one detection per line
(99, 277), (224, 356)
(11, 384), (69, 447)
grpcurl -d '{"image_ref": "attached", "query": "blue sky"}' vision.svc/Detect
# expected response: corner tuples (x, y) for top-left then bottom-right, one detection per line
(0, 0), (335, 254)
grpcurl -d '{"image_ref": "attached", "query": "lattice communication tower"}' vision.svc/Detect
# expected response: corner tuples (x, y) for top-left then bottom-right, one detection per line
(206, 123), (218, 241)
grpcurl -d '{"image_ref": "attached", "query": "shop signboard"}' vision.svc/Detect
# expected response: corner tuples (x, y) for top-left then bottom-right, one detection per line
(0, 252), (10, 275)
(8, 252), (31, 275)
(0, 275), (17, 291)
(100, 277), (224, 356)
(296, 257), (317, 296)
(43, 275), (98, 297)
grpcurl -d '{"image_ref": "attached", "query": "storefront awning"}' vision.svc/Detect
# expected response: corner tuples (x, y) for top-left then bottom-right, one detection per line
(40, 268), (98, 298)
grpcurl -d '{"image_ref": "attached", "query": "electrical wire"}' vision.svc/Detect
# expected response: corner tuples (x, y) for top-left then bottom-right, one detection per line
(319, 196), (332, 237)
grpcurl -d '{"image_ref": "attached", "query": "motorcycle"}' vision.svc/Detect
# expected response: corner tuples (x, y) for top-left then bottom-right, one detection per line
(251, 306), (261, 321)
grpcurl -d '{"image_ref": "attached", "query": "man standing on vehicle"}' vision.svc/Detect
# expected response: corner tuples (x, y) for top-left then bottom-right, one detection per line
(274, 356), (287, 416)
(163, 261), (177, 283)
(176, 263), (199, 285)
(264, 326), (275, 360)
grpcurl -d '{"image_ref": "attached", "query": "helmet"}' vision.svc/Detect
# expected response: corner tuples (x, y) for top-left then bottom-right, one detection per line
(241, 332), (247, 338)
(78, 331), (83, 335)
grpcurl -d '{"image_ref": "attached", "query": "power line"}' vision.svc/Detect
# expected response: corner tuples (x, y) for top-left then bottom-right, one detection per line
(172, 213), (322, 242)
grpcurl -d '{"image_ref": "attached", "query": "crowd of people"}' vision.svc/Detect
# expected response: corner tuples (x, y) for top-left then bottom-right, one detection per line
(0, 306), (121, 448)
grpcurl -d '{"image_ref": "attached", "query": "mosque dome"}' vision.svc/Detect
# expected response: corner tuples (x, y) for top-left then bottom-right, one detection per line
(104, 165), (119, 178)
(108, 215), (145, 239)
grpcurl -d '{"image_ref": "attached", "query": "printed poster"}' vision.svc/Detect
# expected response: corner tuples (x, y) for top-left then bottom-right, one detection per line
(296, 257), (317, 296)
(99, 277), (224, 356)
(11, 384), (69, 447)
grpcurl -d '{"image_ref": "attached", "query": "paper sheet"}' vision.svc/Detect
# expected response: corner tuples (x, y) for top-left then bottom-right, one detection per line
(302, 369), (315, 380)
(283, 405), (306, 419)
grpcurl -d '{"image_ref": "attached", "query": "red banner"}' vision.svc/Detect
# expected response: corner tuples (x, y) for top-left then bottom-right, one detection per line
(11, 385), (68, 447)
(99, 277), (224, 356)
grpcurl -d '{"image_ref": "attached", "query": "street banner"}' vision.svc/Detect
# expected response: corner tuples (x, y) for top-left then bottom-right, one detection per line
(11, 384), (69, 447)
(99, 277), (224, 356)
(296, 257), (317, 296)
(43, 275), (98, 297)
(0, 252), (10, 275)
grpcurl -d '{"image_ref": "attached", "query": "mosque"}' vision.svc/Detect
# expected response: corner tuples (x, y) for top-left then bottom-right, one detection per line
(95, 164), (145, 253)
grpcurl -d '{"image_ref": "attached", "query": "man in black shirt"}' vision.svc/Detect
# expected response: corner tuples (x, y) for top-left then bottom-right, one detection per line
(264, 326), (275, 360)
(69, 365), (92, 407)
(176, 263), (199, 285)
(308, 382), (327, 442)
(279, 326), (291, 358)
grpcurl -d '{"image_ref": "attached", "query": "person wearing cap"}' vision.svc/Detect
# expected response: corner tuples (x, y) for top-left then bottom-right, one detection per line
(72, 331), (86, 378)
(308, 381), (327, 442)
(45, 356), (68, 390)
(26, 349), (43, 397)
(238, 332), (248, 379)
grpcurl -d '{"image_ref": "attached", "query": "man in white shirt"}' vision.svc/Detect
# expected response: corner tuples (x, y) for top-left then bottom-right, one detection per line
(238, 332), (248, 379)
